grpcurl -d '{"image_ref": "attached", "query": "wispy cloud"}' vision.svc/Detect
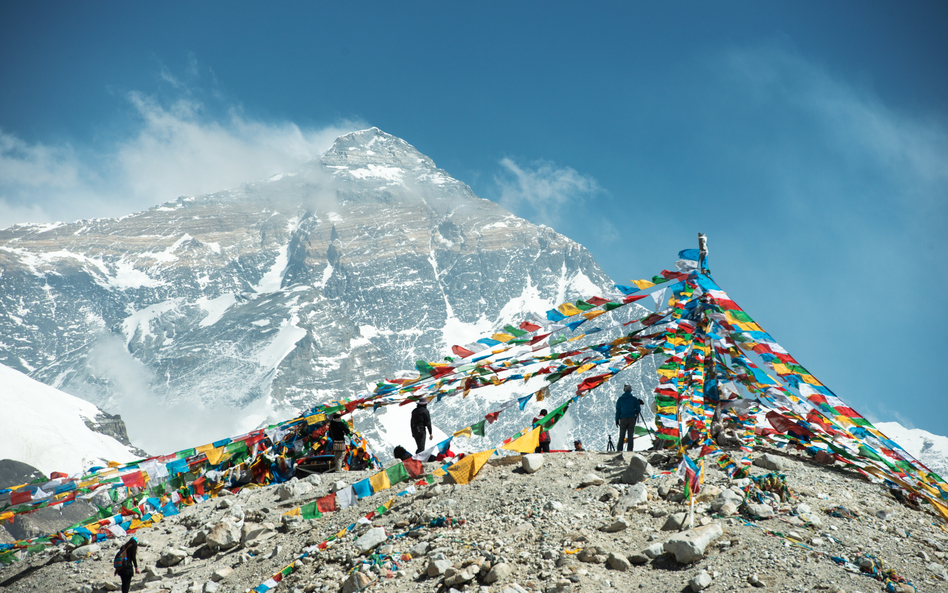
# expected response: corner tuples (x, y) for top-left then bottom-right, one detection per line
(494, 157), (601, 226)
(0, 68), (364, 229)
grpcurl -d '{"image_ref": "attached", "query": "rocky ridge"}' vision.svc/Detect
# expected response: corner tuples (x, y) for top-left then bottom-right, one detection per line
(2, 446), (946, 593)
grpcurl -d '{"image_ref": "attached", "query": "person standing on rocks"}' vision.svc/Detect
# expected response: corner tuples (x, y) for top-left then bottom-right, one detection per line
(533, 409), (551, 453)
(410, 400), (433, 454)
(328, 413), (351, 472)
(113, 536), (139, 593)
(615, 384), (642, 452)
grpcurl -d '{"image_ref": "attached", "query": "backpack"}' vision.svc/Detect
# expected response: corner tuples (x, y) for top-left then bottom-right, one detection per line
(113, 550), (129, 571)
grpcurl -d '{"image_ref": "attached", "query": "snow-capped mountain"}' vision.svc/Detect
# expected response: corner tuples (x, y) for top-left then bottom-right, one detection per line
(0, 364), (140, 476)
(0, 128), (657, 457)
(875, 422), (948, 480)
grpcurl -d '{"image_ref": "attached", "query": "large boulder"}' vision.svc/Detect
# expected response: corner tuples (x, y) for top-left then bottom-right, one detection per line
(275, 478), (313, 501)
(206, 512), (244, 550)
(615, 483), (649, 511)
(157, 547), (188, 567)
(663, 524), (724, 563)
(621, 455), (655, 485)
(753, 454), (788, 472)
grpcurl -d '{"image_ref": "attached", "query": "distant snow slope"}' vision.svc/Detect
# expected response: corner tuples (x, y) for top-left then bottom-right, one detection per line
(0, 364), (138, 477)
(876, 421), (948, 479)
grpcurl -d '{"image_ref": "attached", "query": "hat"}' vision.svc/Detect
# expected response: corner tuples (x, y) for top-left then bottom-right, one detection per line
(417, 400), (428, 406)
(623, 384), (632, 391)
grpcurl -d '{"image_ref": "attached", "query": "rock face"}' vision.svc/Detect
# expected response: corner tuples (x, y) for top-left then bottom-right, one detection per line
(0, 127), (650, 456)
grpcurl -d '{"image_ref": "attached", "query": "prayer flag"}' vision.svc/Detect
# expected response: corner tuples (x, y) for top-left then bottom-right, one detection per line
(369, 470), (391, 493)
(386, 462), (410, 486)
(501, 427), (541, 454)
(446, 449), (495, 485)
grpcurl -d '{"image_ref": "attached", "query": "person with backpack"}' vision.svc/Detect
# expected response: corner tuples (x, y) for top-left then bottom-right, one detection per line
(113, 536), (139, 593)
(410, 400), (433, 453)
(532, 409), (552, 453)
(327, 413), (351, 472)
(615, 384), (643, 452)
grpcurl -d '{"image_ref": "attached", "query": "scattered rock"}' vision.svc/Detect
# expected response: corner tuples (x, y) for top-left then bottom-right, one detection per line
(753, 454), (788, 471)
(579, 473), (604, 487)
(275, 478), (313, 500)
(601, 518), (630, 533)
(661, 512), (688, 531)
(157, 547), (188, 567)
(747, 573), (766, 588)
(69, 543), (101, 561)
(621, 454), (655, 485)
(745, 503), (775, 520)
(689, 570), (713, 591)
(522, 454), (544, 474)
(211, 567), (233, 582)
(354, 527), (387, 553)
(641, 542), (665, 559)
(607, 552), (630, 571)
(544, 500), (564, 511)
(484, 562), (511, 583)
(427, 558), (453, 577)
(341, 571), (372, 593)
(664, 524), (724, 563)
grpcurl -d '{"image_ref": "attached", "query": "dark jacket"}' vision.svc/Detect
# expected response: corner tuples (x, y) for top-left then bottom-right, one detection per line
(393, 446), (412, 461)
(328, 418), (350, 441)
(410, 406), (432, 436)
(615, 390), (642, 422)
(114, 541), (138, 574)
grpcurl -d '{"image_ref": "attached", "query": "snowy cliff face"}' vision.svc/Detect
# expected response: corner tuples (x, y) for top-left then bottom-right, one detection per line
(0, 128), (650, 455)
(875, 422), (948, 480)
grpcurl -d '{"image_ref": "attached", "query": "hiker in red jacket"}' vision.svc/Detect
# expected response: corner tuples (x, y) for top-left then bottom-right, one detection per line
(533, 409), (551, 453)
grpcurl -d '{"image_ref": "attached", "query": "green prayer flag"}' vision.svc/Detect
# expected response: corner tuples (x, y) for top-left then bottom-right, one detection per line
(300, 501), (322, 520)
(471, 420), (486, 437)
(386, 462), (410, 486)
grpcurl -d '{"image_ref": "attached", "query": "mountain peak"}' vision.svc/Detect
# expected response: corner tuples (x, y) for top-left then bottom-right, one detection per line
(321, 127), (436, 171)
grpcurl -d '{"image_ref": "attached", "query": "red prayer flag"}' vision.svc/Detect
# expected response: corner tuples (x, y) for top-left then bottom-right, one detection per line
(50, 472), (68, 480)
(11, 490), (31, 505)
(452, 345), (475, 358)
(121, 471), (145, 490)
(403, 459), (424, 478)
(316, 493), (337, 513)
(586, 296), (610, 306)
(519, 321), (542, 332)
(484, 412), (500, 424)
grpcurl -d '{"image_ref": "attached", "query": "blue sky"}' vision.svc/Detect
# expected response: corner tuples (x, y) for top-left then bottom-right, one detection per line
(2, 2), (946, 435)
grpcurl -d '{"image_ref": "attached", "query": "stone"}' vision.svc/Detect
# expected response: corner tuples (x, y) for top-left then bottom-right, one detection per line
(629, 553), (650, 565)
(544, 501), (564, 511)
(95, 581), (119, 592)
(661, 512), (688, 531)
(814, 450), (836, 464)
(607, 553), (630, 571)
(204, 582), (220, 593)
(664, 524), (724, 563)
(143, 566), (163, 583)
(330, 480), (348, 493)
(601, 518), (630, 533)
(745, 503), (775, 520)
(522, 454), (544, 474)
(615, 483), (649, 511)
(579, 473), (604, 487)
(355, 527), (387, 553)
(578, 546), (603, 562)
(485, 562), (512, 583)
(748, 573), (766, 588)
(275, 478), (313, 500)
(157, 547), (188, 567)
(190, 531), (207, 546)
(211, 567), (233, 582)
(69, 544), (101, 560)
(875, 509), (891, 520)
(242, 522), (274, 543)
(710, 488), (744, 512)
(642, 542), (665, 559)
(78, 586), (93, 593)
(621, 454), (655, 485)
(689, 570), (713, 591)
(427, 559), (453, 577)
(718, 501), (739, 516)
(694, 485), (722, 504)
(341, 571), (372, 593)
(207, 514), (244, 550)
(753, 454), (788, 471)
(410, 542), (431, 557)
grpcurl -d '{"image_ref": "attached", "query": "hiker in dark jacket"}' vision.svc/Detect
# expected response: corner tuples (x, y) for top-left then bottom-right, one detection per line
(113, 536), (139, 593)
(328, 413), (351, 472)
(615, 384), (643, 452)
(410, 400), (433, 453)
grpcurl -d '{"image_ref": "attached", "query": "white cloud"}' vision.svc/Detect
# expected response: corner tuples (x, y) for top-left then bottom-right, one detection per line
(494, 157), (601, 226)
(0, 88), (363, 229)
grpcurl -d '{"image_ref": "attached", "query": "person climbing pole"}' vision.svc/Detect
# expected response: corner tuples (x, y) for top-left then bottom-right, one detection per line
(615, 384), (642, 452)
(533, 409), (551, 453)
(410, 400), (433, 454)
(113, 536), (139, 593)
(328, 412), (350, 472)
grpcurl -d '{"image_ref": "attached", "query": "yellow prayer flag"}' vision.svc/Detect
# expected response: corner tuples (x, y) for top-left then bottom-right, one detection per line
(501, 427), (541, 454)
(581, 310), (605, 321)
(491, 333), (514, 343)
(446, 449), (495, 485)
(453, 426), (473, 438)
(305, 413), (327, 425)
(800, 374), (823, 386)
(195, 444), (215, 454)
(282, 507), (302, 518)
(205, 447), (227, 466)
(557, 303), (582, 317)
(576, 363), (596, 374)
(432, 467), (447, 477)
(631, 279), (655, 290)
(369, 470), (392, 493)
(568, 334), (586, 342)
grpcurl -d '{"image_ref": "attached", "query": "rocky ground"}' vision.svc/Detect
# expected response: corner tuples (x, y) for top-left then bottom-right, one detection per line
(2, 446), (947, 593)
